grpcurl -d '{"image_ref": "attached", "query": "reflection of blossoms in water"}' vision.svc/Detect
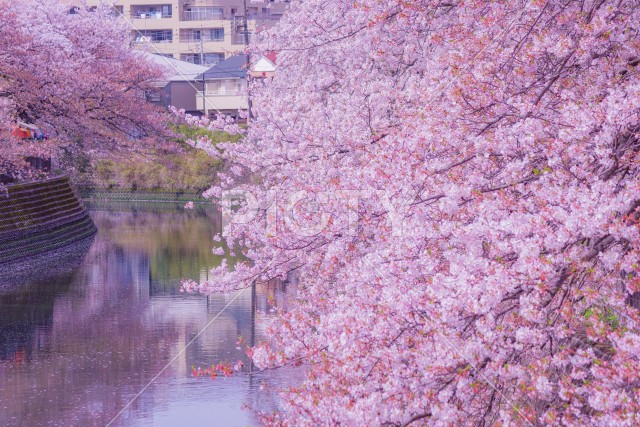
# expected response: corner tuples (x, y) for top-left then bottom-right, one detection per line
(0, 204), (294, 426)
(191, 361), (234, 379)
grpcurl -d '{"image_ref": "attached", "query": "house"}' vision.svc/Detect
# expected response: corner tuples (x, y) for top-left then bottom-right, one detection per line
(249, 52), (277, 78)
(196, 54), (250, 117)
(196, 53), (277, 117)
(144, 53), (209, 114)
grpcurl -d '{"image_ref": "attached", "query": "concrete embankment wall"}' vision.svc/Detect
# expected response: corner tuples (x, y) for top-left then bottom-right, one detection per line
(0, 176), (96, 264)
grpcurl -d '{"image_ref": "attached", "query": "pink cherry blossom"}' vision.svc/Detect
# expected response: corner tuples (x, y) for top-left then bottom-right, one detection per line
(184, 0), (640, 425)
(0, 1), (169, 179)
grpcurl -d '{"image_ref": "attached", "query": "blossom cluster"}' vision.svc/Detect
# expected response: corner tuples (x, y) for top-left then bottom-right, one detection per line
(186, 0), (640, 425)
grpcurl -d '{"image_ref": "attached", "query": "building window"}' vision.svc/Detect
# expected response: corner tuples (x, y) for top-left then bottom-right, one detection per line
(210, 28), (224, 41)
(146, 91), (162, 103)
(206, 80), (223, 94)
(203, 53), (225, 65)
(135, 30), (173, 43)
(206, 79), (243, 95)
(183, 7), (223, 21)
(181, 28), (223, 43)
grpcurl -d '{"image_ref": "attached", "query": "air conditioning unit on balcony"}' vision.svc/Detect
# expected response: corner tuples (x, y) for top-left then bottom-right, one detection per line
(140, 13), (146, 19)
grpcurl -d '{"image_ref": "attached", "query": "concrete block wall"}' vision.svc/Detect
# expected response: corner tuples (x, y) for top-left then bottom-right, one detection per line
(0, 176), (97, 264)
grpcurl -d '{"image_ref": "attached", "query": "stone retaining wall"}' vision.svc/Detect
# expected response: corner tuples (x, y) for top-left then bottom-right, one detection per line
(0, 176), (96, 264)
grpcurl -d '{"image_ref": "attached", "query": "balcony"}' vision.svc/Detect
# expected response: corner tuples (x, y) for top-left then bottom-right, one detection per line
(133, 30), (173, 44)
(130, 5), (172, 20)
(181, 53), (225, 66)
(196, 91), (248, 112)
(134, 37), (173, 44)
(182, 8), (224, 21)
(180, 35), (225, 43)
(179, 29), (225, 43)
(205, 88), (242, 96)
(132, 11), (172, 19)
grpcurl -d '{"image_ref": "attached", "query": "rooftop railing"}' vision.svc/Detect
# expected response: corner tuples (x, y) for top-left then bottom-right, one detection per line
(182, 9), (224, 21)
(179, 34), (225, 43)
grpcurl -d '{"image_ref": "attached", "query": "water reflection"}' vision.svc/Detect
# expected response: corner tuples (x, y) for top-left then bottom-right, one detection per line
(0, 202), (295, 427)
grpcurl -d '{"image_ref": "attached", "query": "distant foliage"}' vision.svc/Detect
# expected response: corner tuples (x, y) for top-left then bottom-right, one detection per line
(172, 123), (243, 146)
(88, 150), (222, 193)
(75, 123), (240, 195)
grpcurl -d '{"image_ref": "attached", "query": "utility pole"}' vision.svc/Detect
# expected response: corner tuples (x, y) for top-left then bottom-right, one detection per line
(199, 37), (205, 66)
(200, 37), (207, 117)
(250, 279), (256, 373)
(242, 0), (253, 121)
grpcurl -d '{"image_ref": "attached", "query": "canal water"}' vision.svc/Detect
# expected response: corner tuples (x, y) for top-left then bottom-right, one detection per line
(0, 202), (294, 426)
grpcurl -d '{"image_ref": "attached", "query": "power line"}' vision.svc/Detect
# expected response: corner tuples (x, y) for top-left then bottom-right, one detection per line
(98, 1), (266, 115)
(103, 1), (226, 114)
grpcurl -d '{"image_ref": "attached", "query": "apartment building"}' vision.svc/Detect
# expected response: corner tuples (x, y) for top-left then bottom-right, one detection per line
(79, 0), (287, 66)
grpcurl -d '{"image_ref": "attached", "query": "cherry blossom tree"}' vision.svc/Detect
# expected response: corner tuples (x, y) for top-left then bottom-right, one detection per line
(0, 0), (168, 180)
(186, 0), (640, 425)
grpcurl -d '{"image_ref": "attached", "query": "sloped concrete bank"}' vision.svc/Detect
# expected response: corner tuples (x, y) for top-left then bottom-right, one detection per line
(0, 176), (96, 264)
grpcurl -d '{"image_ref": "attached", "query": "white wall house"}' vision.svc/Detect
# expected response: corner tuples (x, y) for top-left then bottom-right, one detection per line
(196, 54), (249, 115)
(196, 54), (277, 116)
